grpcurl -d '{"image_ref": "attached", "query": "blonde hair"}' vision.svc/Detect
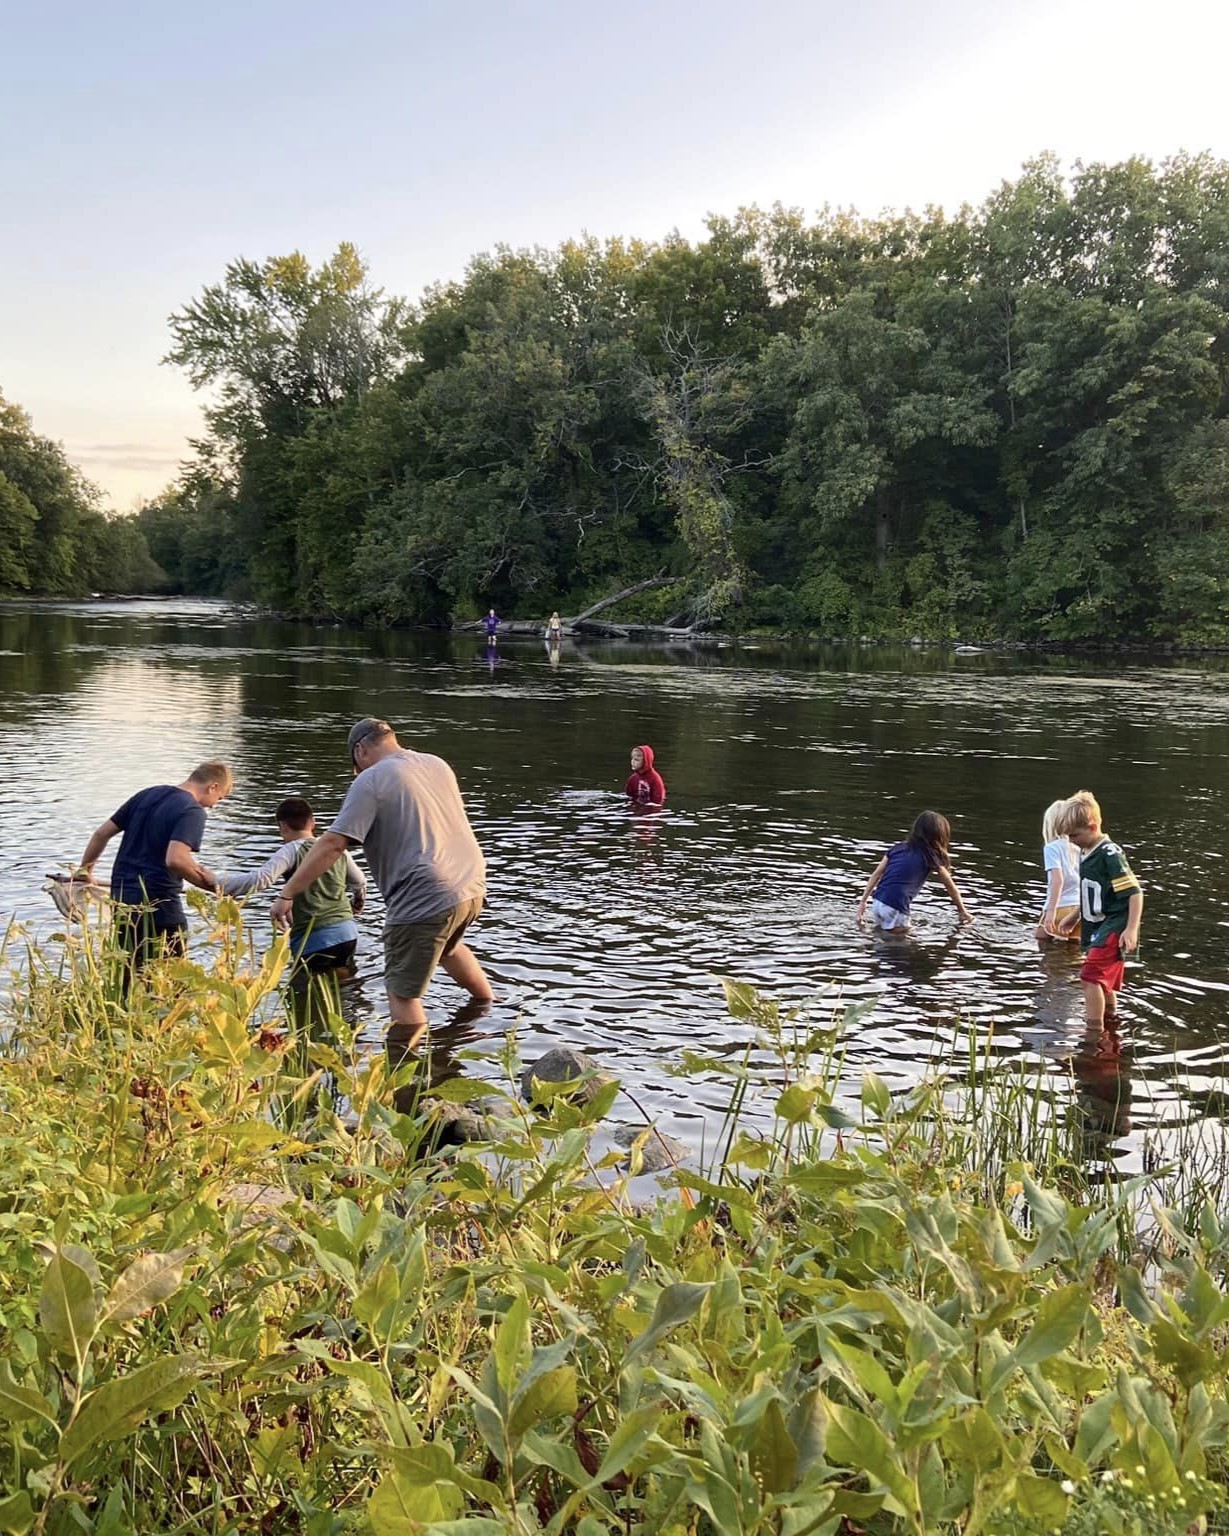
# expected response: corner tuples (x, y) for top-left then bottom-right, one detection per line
(1042, 799), (1068, 843)
(188, 759), (234, 792)
(1056, 790), (1101, 837)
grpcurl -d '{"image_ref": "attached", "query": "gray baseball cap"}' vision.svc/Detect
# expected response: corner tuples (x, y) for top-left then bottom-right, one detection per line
(347, 717), (392, 753)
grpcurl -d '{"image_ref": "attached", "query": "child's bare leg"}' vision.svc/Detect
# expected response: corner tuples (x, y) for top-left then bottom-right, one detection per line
(1082, 979), (1106, 1026)
(1103, 986), (1119, 1021)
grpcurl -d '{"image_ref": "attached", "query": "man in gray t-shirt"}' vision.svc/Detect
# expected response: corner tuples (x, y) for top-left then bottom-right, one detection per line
(272, 718), (492, 1045)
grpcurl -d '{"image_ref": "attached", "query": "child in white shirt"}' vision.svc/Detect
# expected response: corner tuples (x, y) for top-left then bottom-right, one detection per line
(1036, 798), (1081, 940)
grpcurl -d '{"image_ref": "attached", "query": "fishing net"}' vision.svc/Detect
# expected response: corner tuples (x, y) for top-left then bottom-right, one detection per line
(43, 874), (110, 924)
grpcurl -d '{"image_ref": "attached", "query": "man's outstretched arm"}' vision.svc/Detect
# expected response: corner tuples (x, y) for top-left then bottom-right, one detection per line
(166, 840), (219, 893)
(78, 819), (120, 877)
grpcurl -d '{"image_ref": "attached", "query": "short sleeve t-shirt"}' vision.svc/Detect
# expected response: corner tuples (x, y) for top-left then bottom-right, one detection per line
(330, 749), (485, 924)
(110, 785), (206, 926)
(1078, 838), (1141, 948)
(1042, 837), (1081, 909)
(875, 841), (941, 915)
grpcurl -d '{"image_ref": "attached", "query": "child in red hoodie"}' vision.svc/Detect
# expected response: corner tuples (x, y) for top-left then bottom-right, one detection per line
(625, 744), (666, 806)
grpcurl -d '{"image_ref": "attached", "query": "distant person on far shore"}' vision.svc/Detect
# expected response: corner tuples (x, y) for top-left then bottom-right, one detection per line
(625, 744), (666, 806)
(856, 810), (972, 931)
(546, 611), (563, 640)
(1036, 798), (1081, 941)
(77, 760), (232, 973)
(1056, 791), (1143, 1028)
(484, 607), (500, 641)
(221, 796), (366, 996)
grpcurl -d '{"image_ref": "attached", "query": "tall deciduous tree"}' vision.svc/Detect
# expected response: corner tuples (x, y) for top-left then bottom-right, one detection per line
(770, 290), (996, 570)
(165, 245), (403, 605)
(145, 155), (1229, 641)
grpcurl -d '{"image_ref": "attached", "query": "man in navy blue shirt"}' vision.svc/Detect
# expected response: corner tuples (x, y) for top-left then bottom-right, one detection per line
(77, 759), (233, 973)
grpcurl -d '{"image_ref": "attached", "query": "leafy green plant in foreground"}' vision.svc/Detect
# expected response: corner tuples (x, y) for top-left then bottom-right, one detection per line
(0, 923), (1226, 1533)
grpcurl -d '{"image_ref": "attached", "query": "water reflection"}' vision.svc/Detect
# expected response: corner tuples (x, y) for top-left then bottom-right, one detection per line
(0, 607), (113, 707)
(1071, 1020), (1132, 1148)
(869, 928), (965, 987)
(1031, 940), (1083, 1033)
(2, 599), (1228, 1174)
(385, 1001), (496, 1116)
(418, 1000), (496, 1087)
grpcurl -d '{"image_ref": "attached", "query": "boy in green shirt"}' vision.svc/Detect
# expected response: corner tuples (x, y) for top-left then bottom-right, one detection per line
(1057, 791), (1144, 1026)
(222, 797), (366, 993)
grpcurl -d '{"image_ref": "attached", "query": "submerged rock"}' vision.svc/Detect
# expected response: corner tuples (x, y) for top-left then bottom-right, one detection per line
(612, 1123), (687, 1174)
(219, 1181), (297, 1212)
(521, 1046), (616, 1107)
(218, 1182), (299, 1247)
(424, 1098), (491, 1146)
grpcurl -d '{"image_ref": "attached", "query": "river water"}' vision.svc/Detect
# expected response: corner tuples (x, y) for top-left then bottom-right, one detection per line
(3, 598), (1227, 1172)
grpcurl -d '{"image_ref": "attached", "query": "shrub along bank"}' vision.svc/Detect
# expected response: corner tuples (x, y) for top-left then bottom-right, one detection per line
(0, 917), (1225, 1534)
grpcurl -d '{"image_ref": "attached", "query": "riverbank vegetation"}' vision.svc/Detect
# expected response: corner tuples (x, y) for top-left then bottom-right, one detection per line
(2, 916), (1228, 1533)
(134, 153), (1229, 643)
(0, 394), (162, 598)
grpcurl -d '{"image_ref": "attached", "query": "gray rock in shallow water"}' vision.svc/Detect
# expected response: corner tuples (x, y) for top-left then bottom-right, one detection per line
(218, 1183), (298, 1247)
(521, 1046), (616, 1107)
(612, 1123), (687, 1174)
(425, 1098), (491, 1146)
(219, 1182), (297, 1212)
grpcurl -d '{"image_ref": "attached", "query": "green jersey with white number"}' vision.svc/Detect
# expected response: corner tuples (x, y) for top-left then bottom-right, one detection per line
(1079, 838), (1141, 948)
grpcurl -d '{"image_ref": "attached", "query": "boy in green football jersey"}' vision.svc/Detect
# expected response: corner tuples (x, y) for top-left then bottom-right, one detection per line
(1056, 791), (1144, 1026)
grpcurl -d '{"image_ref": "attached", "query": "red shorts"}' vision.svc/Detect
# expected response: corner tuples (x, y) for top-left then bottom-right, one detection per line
(1081, 932), (1125, 993)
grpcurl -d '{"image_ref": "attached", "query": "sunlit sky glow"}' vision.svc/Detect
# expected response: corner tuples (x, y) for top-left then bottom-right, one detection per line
(4, 0), (1228, 508)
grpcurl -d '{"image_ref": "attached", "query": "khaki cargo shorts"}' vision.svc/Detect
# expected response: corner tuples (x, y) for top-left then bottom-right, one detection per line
(383, 896), (484, 999)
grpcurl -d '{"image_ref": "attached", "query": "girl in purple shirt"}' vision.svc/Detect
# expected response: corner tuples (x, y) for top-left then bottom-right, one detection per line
(856, 811), (973, 931)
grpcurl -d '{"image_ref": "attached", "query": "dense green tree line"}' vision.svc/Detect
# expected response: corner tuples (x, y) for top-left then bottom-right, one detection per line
(150, 154), (1229, 640)
(0, 394), (163, 597)
(23, 153), (1229, 639)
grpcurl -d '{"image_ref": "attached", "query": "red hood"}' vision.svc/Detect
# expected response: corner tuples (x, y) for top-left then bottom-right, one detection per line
(634, 744), (655, 771)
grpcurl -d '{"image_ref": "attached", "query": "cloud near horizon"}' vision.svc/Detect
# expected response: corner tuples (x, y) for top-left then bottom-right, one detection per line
(71, 443), (186, 479)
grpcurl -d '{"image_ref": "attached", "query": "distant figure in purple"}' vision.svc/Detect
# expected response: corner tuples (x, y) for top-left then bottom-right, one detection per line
(484, 608), (500, 641)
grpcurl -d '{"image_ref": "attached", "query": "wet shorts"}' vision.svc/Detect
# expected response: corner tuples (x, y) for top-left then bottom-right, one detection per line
(1081, 932), (1125, 993)
(870, 899), (910, 931)
(384, 897), (484, 999)
(289, 939), (357, 995)
(1049, 903), (1081, 940)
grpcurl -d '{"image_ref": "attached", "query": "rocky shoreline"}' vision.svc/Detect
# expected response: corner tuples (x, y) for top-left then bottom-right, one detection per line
(452, 618), (1229, 656)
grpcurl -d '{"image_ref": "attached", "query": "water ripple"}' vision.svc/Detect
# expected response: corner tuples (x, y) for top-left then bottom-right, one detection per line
(2, 600), (1228, 1162)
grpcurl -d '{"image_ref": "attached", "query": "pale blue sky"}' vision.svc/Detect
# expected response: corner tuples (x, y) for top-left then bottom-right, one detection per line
(4, 0), (1227, 507)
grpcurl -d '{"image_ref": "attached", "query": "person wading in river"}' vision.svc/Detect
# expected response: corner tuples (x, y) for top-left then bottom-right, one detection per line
(77, 760), (232, 978)
(270, 719), (491, 1056)
(221, 796), (366, 1024)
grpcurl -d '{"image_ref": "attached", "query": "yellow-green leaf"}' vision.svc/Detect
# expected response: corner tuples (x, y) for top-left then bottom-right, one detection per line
(0, 1490), (34, 1535)
(0, 1361), (55, 1427)
(508, 1365), (577, 1439)
(39, 1248), (97, 1367)
(750, 1397), (798, 1494)
(59, 1355), (203, 1465)
(102, 1248), (194, 1325)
